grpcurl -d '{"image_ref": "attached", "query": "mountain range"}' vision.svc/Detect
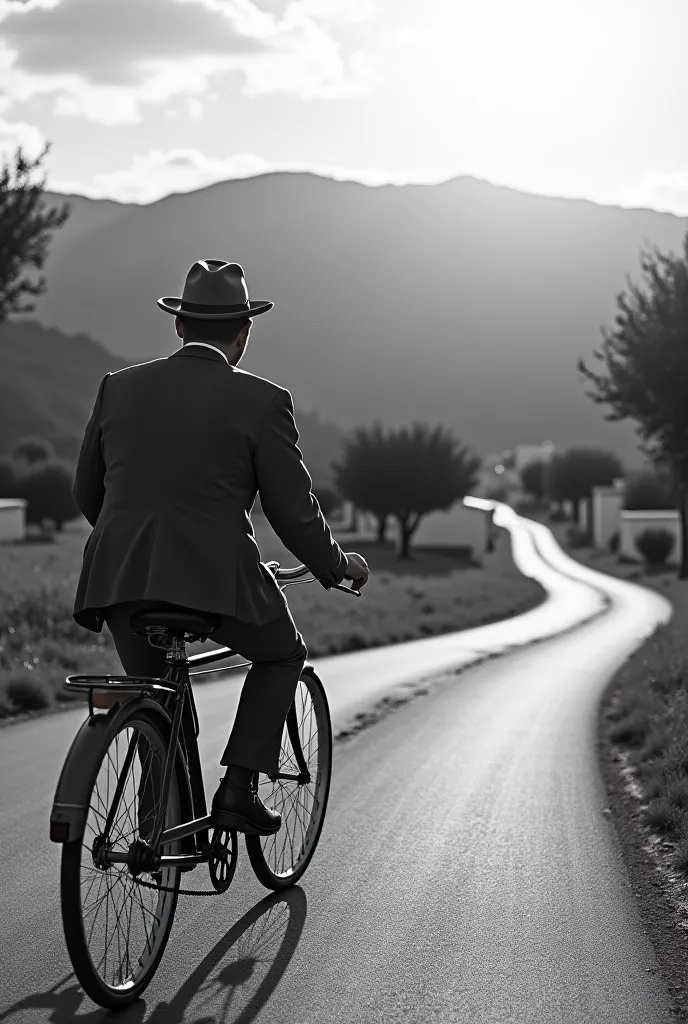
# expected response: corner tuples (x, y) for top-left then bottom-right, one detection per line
(11, 172), (688, 468)
(0, 319), (344, 486)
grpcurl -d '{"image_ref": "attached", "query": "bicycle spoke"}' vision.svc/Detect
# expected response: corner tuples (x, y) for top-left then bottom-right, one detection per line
(252, 674), (331, 883)
(64, 715), (181, 1001)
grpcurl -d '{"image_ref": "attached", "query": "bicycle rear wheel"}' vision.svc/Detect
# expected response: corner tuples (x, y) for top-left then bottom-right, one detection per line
(60, 705), (183, 1009)
(245, 667), (332, 890)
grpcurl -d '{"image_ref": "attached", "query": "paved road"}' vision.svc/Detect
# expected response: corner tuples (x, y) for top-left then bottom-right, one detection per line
(0, 511), (676, 1023)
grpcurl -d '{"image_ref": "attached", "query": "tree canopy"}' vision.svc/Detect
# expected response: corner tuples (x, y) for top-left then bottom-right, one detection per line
(12, 436), (56, 465)
(334, 421), (480, 557)
(0, 143), (70, 325)
(520, 460), (546, 500)
(546, 448), (623, 513)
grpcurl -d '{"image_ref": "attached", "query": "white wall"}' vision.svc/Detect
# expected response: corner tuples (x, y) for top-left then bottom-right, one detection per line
(0, 500), (26, 543)
(619, 510), (682, 565)
(403, 500), (488, 555)
(592, 486), (624, 550)
(332, 500), (489, 556)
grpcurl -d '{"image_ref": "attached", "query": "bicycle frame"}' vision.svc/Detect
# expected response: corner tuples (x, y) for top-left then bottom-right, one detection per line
(56, 564), (359, 869)
(95, 641), (313, 871)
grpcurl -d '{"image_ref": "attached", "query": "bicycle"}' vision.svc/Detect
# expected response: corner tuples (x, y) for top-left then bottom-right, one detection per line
(49, 561), (360, 1010)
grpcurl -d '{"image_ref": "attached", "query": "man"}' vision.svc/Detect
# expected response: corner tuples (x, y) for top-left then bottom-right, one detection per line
(72, 258), (369, 837)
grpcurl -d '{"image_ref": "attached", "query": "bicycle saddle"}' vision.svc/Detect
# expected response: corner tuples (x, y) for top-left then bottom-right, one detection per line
(129, 606), (221, 639)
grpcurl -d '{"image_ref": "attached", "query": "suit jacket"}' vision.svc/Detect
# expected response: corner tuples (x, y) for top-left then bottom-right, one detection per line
(72, 344), (347, 632)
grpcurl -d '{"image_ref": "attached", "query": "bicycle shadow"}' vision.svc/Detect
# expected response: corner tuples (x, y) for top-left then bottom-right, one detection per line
(0, 887), (307, 1024)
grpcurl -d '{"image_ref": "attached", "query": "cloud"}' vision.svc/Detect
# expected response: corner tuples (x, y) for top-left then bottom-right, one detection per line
(621, 172), (688, 217)
(0, 0), (379, 124)
(0, 113), (45, 162)
(49, 146), (428, 204)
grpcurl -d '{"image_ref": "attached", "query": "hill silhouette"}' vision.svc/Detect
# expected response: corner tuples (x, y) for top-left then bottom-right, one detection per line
(19, 172), (688, 466)
(0, 319), (343, 485)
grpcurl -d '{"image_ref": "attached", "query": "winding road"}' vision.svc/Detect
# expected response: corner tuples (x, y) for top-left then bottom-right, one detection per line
(0, 506), (675, 1023)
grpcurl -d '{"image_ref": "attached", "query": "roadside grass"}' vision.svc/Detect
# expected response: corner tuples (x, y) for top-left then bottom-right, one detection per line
(552, 519), (688, 879)
(0, 514), (545, 722)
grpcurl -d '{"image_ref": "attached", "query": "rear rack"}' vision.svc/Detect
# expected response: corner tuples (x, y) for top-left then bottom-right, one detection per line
(64, 674), (178, 715)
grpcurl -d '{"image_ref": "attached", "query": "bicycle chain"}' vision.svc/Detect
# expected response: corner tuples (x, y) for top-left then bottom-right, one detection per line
(134, 875), (225, 897)
(133, 829), (236, 897)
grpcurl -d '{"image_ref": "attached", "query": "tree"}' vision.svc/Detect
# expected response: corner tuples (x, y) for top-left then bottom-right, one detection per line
(623, 469), (676, 511)
(12, 436), (55, 465)
(335, 421), (480, 559)
(333, 423), (394, 543)
(0, 143), (70, 325)
(17, 458), (79, 530)
(386, 424), (481, 557)
(545, 448), (623, 520)
(0, 456), (19, 498)
(520, 460), (546, 500)
(312, 487), (340, 519)
(578, 234), (688, 577)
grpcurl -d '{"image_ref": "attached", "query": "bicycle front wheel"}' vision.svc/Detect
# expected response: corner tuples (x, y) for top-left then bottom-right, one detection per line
(246, 666), (332, 890)
(60, 705), (183, 1009)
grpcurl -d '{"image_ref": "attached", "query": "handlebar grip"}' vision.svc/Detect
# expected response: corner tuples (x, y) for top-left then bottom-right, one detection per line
(333, 582), (362, 598)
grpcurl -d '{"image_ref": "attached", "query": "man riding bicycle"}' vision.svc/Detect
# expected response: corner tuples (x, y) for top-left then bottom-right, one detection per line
(71, 258), (370, 838)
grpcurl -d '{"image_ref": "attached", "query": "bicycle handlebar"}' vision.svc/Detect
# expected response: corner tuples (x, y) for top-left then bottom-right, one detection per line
(265, 560), (362, 597)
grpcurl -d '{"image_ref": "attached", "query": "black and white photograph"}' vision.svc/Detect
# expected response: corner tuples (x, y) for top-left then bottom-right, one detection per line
(1, 0), (688, 1020)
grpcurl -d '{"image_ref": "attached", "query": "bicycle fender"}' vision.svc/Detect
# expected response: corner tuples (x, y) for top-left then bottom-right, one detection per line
(49, 698), (189, 844)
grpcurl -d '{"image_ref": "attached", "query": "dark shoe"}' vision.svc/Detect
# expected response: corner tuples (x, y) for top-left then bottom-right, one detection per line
(211, 774), (281, 836)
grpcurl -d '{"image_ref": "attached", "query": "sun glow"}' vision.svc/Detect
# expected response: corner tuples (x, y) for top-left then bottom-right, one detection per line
(416, 1), (616, 126)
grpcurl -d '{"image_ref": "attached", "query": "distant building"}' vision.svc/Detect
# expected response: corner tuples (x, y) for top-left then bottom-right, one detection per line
(475, 441), (556, 500)
(513, 441), (556, 472)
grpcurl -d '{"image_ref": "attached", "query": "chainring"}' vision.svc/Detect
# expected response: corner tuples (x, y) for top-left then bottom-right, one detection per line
(208, 828), (238, 893)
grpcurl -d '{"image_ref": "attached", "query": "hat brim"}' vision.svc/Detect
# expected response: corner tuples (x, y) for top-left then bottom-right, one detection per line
(157, 298), (274, 319)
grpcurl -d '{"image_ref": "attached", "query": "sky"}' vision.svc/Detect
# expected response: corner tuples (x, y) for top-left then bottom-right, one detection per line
(0, 0), (687, 213)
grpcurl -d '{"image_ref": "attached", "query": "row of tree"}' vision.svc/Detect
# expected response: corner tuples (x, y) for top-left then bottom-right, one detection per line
(520, 448), (622, 519)
(521, 450), (677, 516)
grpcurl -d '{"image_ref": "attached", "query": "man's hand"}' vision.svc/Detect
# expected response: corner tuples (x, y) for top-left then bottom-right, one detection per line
(343, 551), (370, 590)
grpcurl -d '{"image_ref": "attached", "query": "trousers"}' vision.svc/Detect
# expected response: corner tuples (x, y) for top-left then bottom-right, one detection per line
(103, 598), (307, 776)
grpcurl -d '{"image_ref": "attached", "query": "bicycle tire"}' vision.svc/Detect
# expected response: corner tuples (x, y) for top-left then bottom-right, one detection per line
(245, 666), (332, 890)
(60, 704), (183, 1009)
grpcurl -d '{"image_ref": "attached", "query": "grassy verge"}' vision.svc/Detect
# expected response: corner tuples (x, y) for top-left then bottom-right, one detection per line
(0, 515), (546, 722)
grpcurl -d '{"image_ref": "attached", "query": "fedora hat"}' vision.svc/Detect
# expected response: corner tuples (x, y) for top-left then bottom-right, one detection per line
(157, 259), (274, 320)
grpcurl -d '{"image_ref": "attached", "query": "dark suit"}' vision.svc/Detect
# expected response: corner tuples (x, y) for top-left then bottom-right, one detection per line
(72, 343), (347, 773)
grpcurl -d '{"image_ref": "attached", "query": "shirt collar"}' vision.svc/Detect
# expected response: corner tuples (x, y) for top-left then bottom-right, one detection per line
(183, 341), (229, 365)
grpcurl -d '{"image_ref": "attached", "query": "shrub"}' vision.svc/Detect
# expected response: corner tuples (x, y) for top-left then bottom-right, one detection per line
(635, 528), (676, 566)
(548, 507), (567, 522)
(4, 672), (52, 712)
(15, 458), (79, 529)
(608, 531), (620, 554)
